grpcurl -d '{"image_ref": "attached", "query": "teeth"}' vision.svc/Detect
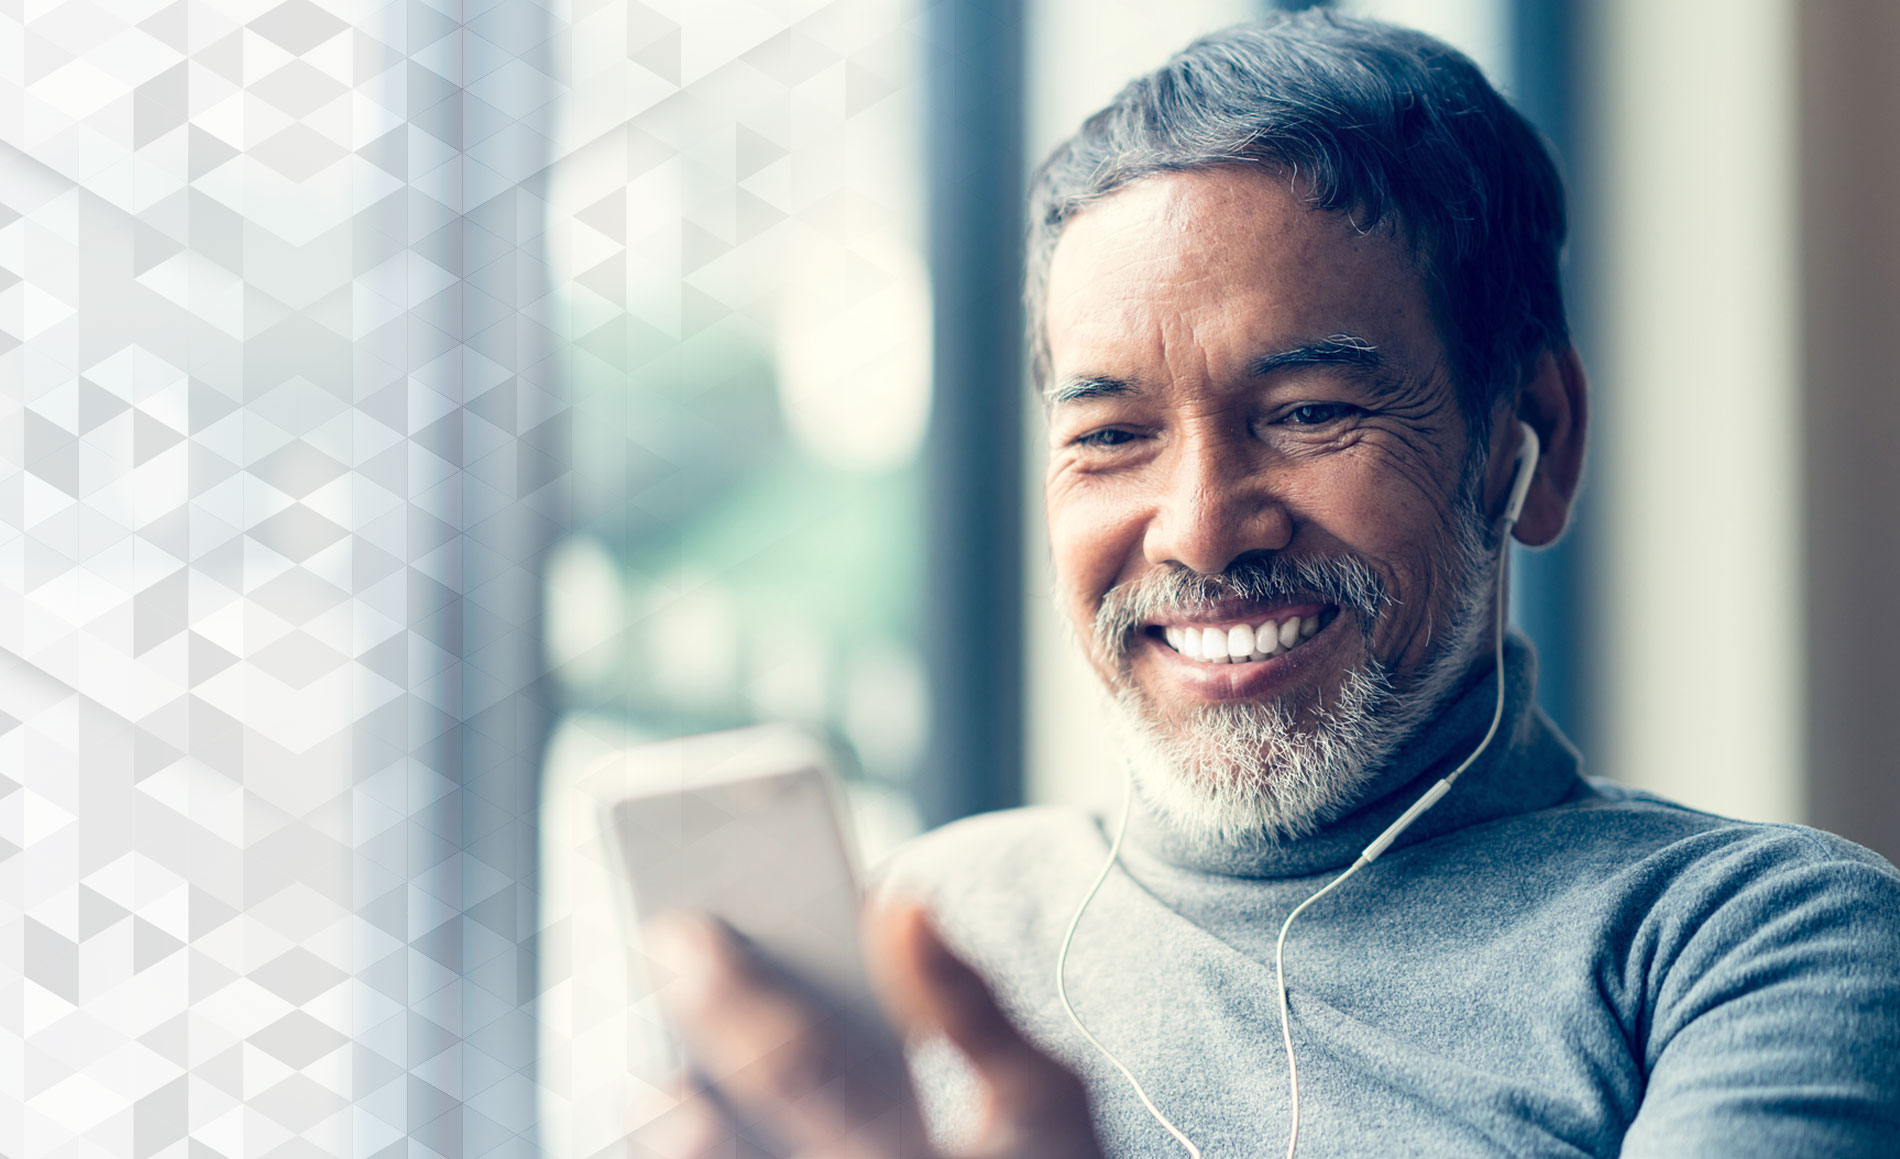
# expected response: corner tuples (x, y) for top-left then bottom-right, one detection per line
(1161, 612), (1329, 663)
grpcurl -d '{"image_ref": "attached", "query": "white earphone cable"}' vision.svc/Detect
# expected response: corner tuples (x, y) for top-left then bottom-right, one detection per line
(1273, 511), (1520, 1159)
(1055, 768), (1203, 1158)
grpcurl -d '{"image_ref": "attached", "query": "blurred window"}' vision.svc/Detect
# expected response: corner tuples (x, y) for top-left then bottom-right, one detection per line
(534, 3), (931, 1153)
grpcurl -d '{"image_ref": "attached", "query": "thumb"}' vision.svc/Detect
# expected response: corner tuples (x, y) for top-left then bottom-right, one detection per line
(867, 902), (1099, 1156)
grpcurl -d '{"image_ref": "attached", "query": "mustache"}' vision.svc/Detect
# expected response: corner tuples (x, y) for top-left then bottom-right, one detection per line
(1091, 552), (1392, 665)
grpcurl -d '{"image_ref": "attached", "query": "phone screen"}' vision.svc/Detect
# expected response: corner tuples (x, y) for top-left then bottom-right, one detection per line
(598, 728), (908, 1076)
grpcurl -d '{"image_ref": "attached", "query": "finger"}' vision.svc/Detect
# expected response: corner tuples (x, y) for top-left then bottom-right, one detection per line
(868, 903), (1097, 1151)
(623, 1076), (770, 1159)
(648, 914), (928, 1159)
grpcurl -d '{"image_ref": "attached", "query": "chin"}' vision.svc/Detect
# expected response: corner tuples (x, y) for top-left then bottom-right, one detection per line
(1112, 594), (1497, 852)
(1107, 668), (1403, 848)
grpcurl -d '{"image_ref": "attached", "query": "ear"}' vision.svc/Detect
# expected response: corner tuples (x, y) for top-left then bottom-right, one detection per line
(1486, 345), (1588, 547)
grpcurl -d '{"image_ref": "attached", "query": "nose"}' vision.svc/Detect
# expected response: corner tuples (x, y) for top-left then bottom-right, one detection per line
(1142, 428), (1292, 574)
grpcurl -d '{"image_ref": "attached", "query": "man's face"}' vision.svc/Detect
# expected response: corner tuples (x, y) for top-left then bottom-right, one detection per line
(1042, 167), (1496, 838)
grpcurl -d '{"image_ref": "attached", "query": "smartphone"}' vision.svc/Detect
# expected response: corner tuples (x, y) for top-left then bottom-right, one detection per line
(594, 726), (908, 1096)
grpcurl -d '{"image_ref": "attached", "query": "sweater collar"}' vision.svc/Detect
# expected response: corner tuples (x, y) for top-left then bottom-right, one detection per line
(1121, 634), (1583, 880)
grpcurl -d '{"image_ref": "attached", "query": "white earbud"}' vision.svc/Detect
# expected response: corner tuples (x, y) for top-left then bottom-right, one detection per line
(1502, 420), (1540, 527)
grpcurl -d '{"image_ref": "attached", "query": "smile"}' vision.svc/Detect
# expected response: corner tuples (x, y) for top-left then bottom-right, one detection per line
(1152, 607), (1339, 664)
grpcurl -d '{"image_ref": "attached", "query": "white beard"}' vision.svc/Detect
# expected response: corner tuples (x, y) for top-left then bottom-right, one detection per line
(1100, 499), (1499, 849)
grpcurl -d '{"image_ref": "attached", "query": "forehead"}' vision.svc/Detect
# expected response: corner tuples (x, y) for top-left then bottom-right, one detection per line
(1043, 168), (1442, 386)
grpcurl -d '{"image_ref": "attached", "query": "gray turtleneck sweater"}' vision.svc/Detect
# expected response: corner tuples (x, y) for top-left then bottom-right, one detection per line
(877, 641), (1900, 1157)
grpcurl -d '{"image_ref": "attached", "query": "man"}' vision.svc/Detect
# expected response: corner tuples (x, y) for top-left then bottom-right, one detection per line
(639, 12), (1900, 1157)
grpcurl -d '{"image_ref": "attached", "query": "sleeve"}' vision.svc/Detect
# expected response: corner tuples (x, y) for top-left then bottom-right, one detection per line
(1618, 832), (1900, 1158)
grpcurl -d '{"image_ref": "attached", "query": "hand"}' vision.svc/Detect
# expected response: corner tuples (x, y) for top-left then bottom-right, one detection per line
(632, 901), (1104, 1159)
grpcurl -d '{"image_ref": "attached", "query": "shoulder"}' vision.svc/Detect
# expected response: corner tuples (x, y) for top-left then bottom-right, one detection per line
(1453, 778), (1900, 983)
(870, 805), (1113, 959)
(1524, 775), (1900, 891)
(1572, 777), (1896, 877)
(873, 803), (1109, 905)
(1570, 793), (1900, 1147)
(1549, 781), (1900, 1008)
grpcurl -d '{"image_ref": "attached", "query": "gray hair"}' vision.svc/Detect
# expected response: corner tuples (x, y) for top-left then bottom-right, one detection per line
(1026, 11), (1570, 438)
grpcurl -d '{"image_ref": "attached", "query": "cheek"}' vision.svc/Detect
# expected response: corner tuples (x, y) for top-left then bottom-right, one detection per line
(1335, 485), (1440, 559)
(1296, 455), (1445, 557)
(1044, 485), (1143, 620)
(1293, 457), (1464, 629)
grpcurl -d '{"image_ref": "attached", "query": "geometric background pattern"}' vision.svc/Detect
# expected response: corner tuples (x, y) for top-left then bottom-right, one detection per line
(2, 0), (938, 1153)
(1, 1), (565, 1154)
(3, 0), (942, 1153)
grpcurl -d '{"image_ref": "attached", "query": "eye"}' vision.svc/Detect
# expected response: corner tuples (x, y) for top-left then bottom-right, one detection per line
(1073, 428), (1139, 448)
(1284, 403), (1358, 426)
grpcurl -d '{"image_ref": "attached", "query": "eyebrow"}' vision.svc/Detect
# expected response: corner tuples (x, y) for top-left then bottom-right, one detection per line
(1044, 333), (1387, 407)
(1044, 374), (1138, 406)
(1249, 334), (1383, 377)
